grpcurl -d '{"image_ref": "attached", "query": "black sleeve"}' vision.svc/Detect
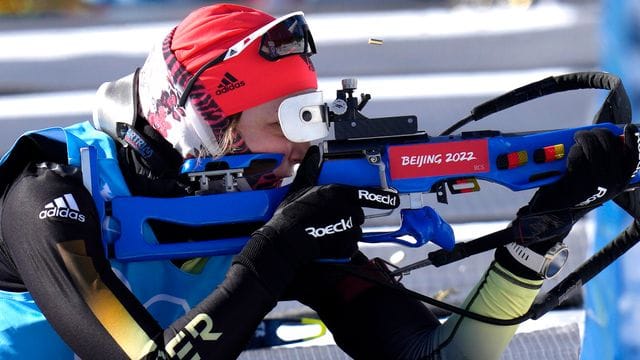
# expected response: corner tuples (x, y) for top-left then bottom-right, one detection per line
(286, 255), (443, 359)
(1, 162), (284, 359)
(1, 162), (154, 358)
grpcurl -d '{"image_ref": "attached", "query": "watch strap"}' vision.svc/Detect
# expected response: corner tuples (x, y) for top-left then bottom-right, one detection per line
(505, 242), (545, 275)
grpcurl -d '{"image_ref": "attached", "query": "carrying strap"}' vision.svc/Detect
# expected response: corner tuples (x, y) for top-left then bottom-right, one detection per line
(441, 71), (632, 135)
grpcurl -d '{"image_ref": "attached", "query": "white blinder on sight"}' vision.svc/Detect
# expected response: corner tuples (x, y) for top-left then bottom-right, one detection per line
(278, 91), (329, 143)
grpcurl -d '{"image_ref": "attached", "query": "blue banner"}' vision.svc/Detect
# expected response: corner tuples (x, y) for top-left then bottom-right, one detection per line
(584, 0), (640, 359)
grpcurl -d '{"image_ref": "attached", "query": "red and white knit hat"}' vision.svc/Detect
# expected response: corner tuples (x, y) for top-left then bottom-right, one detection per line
(138, 4), (318, 158)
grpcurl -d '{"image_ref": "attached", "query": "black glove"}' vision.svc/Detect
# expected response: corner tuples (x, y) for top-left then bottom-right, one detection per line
(234, 146), (400, 296)
(514, 124), (639, 246)
(497, 125), (639, 279)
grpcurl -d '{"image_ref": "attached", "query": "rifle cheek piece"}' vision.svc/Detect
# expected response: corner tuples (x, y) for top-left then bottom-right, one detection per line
(278, 91), (329, 143)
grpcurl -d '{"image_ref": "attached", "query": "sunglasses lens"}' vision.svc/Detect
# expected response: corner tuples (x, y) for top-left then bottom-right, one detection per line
(260, 15), (315, 61)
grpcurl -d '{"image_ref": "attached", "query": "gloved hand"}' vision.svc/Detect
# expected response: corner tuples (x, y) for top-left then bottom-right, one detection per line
(513, 124), (639, 246)
(234, 146), (400, 296)
(497, 124), (639, 279)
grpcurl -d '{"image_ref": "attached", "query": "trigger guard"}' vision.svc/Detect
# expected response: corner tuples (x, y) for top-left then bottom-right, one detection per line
(362, 207), (455, 250)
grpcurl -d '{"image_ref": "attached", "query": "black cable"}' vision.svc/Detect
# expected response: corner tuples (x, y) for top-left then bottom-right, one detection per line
(339, 219), (640, 326)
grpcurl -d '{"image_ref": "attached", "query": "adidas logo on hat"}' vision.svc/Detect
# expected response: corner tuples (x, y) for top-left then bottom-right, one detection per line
(39, 193), (86, 223)
(215, 72), (245, 95)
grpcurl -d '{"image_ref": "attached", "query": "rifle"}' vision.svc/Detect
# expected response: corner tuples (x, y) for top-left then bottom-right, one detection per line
(84, 71), (640, 323)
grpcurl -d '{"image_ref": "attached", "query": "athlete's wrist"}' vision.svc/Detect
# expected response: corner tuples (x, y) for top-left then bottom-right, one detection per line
(233, 231), (299, 298)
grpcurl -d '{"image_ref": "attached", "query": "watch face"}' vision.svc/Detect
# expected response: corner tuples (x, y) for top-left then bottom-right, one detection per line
(545, 246), (569, 278)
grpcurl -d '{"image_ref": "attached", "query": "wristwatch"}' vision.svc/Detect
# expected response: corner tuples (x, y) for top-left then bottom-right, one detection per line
(505, 242), (569, 279)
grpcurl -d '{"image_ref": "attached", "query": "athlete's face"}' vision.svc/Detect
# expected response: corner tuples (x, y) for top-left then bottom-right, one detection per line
(236, 94), (310, 182)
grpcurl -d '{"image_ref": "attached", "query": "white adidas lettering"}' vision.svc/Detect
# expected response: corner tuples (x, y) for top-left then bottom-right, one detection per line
(38, 193), (86, 223)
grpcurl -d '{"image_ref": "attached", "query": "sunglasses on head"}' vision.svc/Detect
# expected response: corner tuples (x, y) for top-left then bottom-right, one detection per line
(178, 11), (316, 107)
